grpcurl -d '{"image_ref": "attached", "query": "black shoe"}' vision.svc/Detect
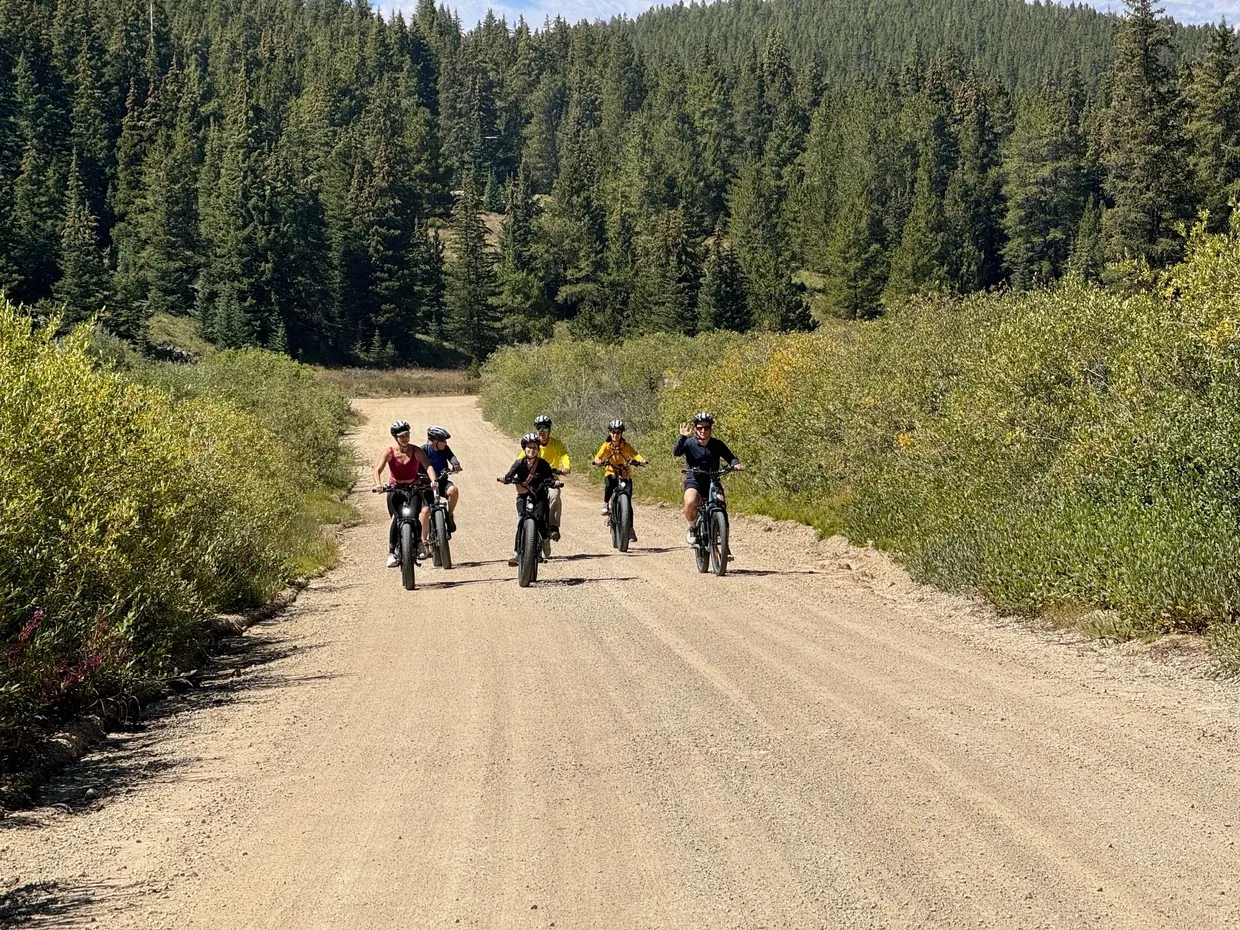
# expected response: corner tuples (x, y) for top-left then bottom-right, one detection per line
(629, 527), (637, 543)
(549, 528), (561, 542)
(447, 513), (456, 533)
(507, 554), (518, 567)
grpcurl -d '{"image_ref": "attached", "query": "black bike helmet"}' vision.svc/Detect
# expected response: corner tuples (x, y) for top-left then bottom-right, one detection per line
(390, 419), (411, 437)
(520, 432), (540, 448)
(608, 419), (625, 431)
(426, 425), (450, 440)
(534, 414), (552, 429)
(692, 411), (714, 426)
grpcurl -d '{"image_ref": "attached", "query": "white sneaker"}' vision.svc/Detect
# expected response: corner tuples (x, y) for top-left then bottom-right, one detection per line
(600, 504), (610, 515)
(685, 528), (696, 547)
(386, 553), (399, 568)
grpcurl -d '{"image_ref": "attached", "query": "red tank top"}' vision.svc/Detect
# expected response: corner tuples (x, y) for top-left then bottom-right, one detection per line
(388, 447), (421, 484)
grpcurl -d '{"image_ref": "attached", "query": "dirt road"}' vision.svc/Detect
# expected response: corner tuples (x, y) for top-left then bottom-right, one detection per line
(5, 395), (1240, 929)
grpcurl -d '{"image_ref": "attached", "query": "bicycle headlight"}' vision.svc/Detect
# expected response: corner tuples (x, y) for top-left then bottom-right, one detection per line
(401, 506), (413, 517)
(714, 490), (726, 502)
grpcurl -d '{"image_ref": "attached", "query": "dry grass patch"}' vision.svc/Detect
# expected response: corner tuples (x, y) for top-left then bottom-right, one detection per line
(314, 366), (475, 398)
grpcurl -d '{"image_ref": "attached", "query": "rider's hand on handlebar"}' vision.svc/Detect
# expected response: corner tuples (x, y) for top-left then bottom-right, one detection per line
(733, 462), (745, 472)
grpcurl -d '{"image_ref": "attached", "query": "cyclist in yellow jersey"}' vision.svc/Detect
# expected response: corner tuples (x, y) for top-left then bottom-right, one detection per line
(592, 419), (646, 513)
(592, 419), (646, 542)
(533, 414), (571, 540)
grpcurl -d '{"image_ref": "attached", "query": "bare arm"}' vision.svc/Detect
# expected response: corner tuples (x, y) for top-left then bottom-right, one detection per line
(414, 445), (437, 484)
(373, 447), (392, 486)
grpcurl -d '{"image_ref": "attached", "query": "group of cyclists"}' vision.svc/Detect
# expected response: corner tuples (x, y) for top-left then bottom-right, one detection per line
(372, 411), (743, 568)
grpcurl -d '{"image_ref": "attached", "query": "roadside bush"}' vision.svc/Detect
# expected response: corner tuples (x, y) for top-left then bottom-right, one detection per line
(0, 304), (352, 764)
(134, 349), (355, 491)
(481, 332), (742, 483)
(482, 219), (1240, 667)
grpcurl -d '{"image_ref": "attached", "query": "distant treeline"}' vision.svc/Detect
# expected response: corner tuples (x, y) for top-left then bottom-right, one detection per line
(0, 0), (1232, 363)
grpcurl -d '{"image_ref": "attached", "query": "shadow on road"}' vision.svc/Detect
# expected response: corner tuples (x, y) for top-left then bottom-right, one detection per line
(0, 879), (116, 928)
(539, 576), (638, 587)
(1, 628), (333, 818)
(726, 568), (825, 577)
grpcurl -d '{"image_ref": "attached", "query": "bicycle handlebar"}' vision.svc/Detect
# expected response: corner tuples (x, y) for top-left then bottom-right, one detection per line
(373, 477), (432, 493)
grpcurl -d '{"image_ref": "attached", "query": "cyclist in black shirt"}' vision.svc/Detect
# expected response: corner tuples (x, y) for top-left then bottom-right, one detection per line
(498, 433), (556, 565)
(672, 411), (744, 546)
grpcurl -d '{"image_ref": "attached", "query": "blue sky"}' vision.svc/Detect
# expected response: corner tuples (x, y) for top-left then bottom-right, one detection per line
(385, 0), (1240, 28)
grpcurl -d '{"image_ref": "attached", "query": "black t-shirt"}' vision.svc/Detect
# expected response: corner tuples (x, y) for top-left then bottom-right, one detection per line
(673, 435), (740, 476)
(503, 455), (554, 493)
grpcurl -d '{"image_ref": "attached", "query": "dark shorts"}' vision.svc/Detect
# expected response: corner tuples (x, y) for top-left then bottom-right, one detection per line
(683, 474), (707, 493)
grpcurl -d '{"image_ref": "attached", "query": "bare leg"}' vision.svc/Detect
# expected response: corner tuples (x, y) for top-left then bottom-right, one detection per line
(682, 488), (701, 524)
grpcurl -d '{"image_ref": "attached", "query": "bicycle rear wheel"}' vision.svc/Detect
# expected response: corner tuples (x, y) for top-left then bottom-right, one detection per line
(694, 517), (710, 573)
(433, 509), (451, 569)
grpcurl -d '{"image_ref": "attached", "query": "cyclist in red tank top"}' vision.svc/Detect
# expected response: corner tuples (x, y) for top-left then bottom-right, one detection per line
(373, 420), (437, 566)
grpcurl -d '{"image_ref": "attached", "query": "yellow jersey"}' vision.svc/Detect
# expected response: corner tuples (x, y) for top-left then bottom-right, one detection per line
(538, 436), (571, 472)
(593, 439), (645, 477)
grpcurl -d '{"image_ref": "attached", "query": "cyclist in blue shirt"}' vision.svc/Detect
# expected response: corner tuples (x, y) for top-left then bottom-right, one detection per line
(422, 426), (462, 532)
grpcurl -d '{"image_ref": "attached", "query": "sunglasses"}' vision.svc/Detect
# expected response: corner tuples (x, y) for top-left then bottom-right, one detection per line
(694, 424), (711, 430)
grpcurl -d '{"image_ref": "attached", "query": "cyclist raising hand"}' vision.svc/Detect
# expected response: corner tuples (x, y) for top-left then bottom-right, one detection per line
(673, 412), (742, 546)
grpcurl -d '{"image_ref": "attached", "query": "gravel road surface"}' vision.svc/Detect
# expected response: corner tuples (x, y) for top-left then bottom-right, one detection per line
(4, 395), (1239, 929)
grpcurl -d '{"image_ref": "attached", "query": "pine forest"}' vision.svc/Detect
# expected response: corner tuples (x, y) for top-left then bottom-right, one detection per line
(0, 0), (1235, 363)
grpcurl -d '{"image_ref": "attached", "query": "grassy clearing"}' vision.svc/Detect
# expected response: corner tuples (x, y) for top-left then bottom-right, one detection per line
(146, 312), (217, 358)
(314, 365), (475, 398)
(0, 305), (356, 770)
(482, 219), (1240, 673)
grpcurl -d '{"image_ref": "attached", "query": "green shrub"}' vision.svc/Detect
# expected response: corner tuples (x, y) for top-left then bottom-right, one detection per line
(482, 219), (1240, 668)
(0, 304), (353, 763)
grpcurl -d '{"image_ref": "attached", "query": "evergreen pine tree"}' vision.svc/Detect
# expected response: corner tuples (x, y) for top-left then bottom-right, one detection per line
(56, 155), (114, 328)
(823, 194), (888, 319)
(495, 165), (552, 342)
(69, 37), (111, 223)
(1185, 22), (1240, 232)
(1002, 76), (1088, 288)
(697, 223), (751, 332)
(1100, 0), (1193, 266)
(1068, 193), (1105, 280)
(632, 206), (701, 335)
(409, 221), (446, 340)
(10, 54), (64, 304)
(445, 171), (500, 363)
